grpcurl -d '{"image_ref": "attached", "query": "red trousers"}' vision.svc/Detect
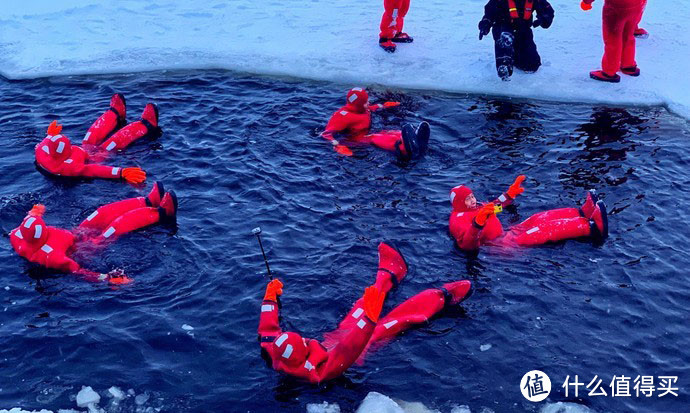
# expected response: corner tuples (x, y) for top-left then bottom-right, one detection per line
(503, 208), (591, 247)
(601, 0), (645, 75)
(379, 0), (410, 39)
(362, 130), (402, 152)
(78, 197), (160, 243)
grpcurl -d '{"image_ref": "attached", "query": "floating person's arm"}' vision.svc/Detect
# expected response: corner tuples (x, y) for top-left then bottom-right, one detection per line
(316, 286), (385, 382)
(38, 249), (131, 284)
(367, 101), (401, 112)
(493, 175), (526, 208)
(533, 0), (555, 28)
(79, 164), (147, 184)
(258, 279), (284, 349)
(459, 203), (497, 250)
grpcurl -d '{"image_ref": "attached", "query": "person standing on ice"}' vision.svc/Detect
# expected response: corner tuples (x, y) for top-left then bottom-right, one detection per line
(257, 243), (472, 384)
(478, 0), (555, 81)
(321, 88), (429, 161)
(379, 0), (414, 53)
(9, 182), (177, 285)
(582, 0), (645, 82)
(448, 177), (609, 251)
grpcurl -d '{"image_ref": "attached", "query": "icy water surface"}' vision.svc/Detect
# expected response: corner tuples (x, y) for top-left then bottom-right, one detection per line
(0, 71), (689, 412)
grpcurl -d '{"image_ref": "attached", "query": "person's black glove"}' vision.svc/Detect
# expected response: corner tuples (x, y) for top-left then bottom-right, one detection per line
(533, 16), (553, 29)
(478, 18), (492, 40)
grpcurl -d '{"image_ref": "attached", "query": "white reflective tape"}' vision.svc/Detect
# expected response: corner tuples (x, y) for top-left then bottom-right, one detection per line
(275, 333), (288, 347)
(526, 227), (540, 234)
(282, 344), (293, 359)
(456, 212), (464, 218)
(384, 320), (398, 329)
(357, 319), (367, 329)
(389, 9), (398, 26)
(14, 230), (23, 239)
(83, 131), (91, 142)
(261, 304), (274, 313)
(450, 192), (456, 203)
(106, 142), (117, 151)
(50, 134), (62, 142)
(103, 227), (116, 238)
(56, 141), (65, 154)
(34, 225), (43, 239)
(348, 94), (358, 103)
(42, 145), (50, 154)
(40, 244), (53, 254)
(24, 217), (36, 228)
(339, 110), (348, 116)
(98, 273), (108, 281)
(304, 361), (314, 371)
(498, 194), (507, 203)
(64, 159), (73, 164)
(112, 167), (120, 176)
(86, 211), (98, 221)
(352, 308), (364, 319)
(351, 87), (363, 92)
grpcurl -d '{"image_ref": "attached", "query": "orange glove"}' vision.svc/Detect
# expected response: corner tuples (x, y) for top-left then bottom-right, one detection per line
(363, 285), (386, 322)
(264, 279), (283, 302)
(383, 101), (401, 108)
(47, 120), (63, 136)
(580, 0), (593, 11)
(507, 175), (526, 199)
(475, 203), (496, 227)
(121, 167), (147, 184)
(107, 269), (133, 285)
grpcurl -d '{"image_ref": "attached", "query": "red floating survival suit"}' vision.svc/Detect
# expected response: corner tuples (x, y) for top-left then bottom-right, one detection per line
(448, 184), (605, 251)
(258, 242), (472, 383)
(9, 183), (176, 284)
(323, 88), (406, 154)
(596, 0), (645, 75)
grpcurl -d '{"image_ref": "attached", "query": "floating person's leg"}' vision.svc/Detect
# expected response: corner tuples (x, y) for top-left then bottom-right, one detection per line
(84, 93), (127, 145)
(78, 182), (166, 231)
(100, 103), (161, 152)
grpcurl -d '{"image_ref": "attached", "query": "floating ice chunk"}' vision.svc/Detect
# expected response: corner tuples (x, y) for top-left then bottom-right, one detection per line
(0, 409), (55, 413)
(451, 406), (472, 413)
(135, 393), (149, 405)
(480, 344), (492, 352)
(4, 286), (9, 291)
(181, 324), (194, 331)
(107, 386), (125, 401)
(306, 402), (341, 413)
(76, 386), (100, 408)
(356, 392), (404, 413)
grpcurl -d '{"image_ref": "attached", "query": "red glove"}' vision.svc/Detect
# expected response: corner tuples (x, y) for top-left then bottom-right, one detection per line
(507, 175), (526, 199)
(475, 203), (496, 227)
(121, 167), (147, 184)
(363, 285), (386, 322)
(581, 0), (594, 10)
(107, 269), (133, 285)
(383, 102), (400, 108)
(264, 279), (283, 302)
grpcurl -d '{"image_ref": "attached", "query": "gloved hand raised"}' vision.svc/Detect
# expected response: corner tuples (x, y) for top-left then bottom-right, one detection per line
(121, 167), (147, 184)
(264, 279), (284, 302)
(478, 18), (492, 40)
(363, 285), (386, 322)
(474, 203), (497, 227)
(507, 175), (526, 199)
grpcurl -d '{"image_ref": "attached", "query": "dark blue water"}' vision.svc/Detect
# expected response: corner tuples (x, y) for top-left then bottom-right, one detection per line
(1, 71), (689, 412)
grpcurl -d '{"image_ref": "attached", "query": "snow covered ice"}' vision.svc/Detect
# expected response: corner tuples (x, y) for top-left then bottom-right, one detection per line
(1, 0), (689, 118)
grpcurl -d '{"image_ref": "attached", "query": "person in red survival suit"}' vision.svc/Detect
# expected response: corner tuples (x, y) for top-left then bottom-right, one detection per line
(35, 94), (161, 183)
(379, 0), (414, 53)
(9, 182), (177, 285)
(257, 242), (473, 383)
(582, 0), (645, 83)
(448, 176), (609, 251)
(322, 88), (429, 161)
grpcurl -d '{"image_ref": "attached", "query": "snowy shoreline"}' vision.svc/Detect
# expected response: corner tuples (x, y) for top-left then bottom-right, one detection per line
(1, 0), (688, 119)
